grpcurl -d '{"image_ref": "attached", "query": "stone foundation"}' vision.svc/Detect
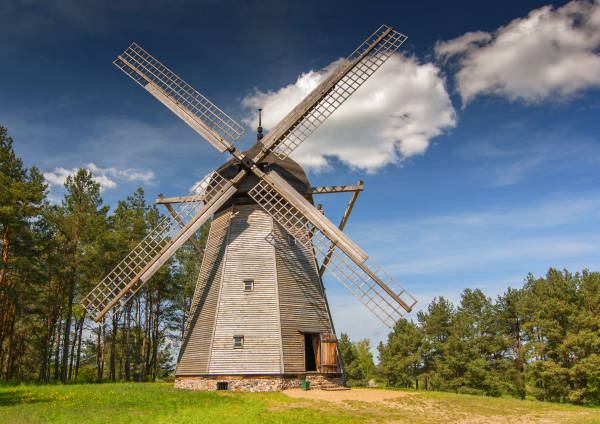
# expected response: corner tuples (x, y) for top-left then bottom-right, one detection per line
(175, 374), (344, 392)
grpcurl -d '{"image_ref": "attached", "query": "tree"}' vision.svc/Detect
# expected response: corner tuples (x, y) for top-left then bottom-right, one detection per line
(0, 126), (47, 379)
(354, 338), (375, 381)
(52, 168), (108, 384)
(338, 333), (365, 385)
(496, 286), (529, 399)
(378, 319), (426, 389)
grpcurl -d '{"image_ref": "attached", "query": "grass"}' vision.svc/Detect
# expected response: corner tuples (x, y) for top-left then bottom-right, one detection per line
(0, 382), (597, 423)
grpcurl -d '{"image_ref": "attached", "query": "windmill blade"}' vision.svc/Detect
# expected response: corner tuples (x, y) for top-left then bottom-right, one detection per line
(248, 171), (416, 328)
(82, 172), (236, 323)
(114, 43), (245, 153)
(256, 25), (407, 162)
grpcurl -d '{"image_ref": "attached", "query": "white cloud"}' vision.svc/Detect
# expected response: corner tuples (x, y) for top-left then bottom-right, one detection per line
(436, 1), (600, 104)
(44, 163), (155, 193)
(241, 54), (456, 173)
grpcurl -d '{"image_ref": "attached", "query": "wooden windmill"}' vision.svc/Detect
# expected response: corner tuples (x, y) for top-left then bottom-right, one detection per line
(82, 25), (417, 391)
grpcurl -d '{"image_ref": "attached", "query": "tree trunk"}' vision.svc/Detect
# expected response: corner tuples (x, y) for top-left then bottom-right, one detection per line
(111, 313), (117, 382)
(61, 274), (76, 384)
(54, 306), (63, 381)
(119, 322), (125, 381)
(17, 332), (24, 381)
(6, 313), (15, 379)
(96, 323), (102, 378)
(0, 226), (11, 357)
(75, 310), (85, 379)
(140, 290), (148, 383)
(68, 315), (82, 380)
(40, 315), (54, 382)
(126, 303), (131, 382)
(100, 320), (106, 379)
(133, 296), (139, 382)
(46, 320), (56, 382)
(153, 292), (160, 382)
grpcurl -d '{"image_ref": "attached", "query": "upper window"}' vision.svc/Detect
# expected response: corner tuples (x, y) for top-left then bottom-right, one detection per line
(244, 279), (254, 291)
(288, 234), (297, 246)
(233, 336), (244, 348)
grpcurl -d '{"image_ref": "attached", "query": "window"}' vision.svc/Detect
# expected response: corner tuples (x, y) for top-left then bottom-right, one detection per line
(233, 336), (244, 348)
(288, 234), (297, 246)
(217, 382), (228, 391)
(244, 279), (254, 291)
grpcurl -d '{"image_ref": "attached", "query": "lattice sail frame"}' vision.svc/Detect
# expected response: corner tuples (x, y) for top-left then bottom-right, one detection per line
(248, 180), (417, 328)
(114, 43), (245, 145)
(82, 172), (229, 323)
(271, 25), (407, 160)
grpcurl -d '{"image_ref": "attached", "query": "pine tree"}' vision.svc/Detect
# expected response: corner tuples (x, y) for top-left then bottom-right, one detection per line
(0, 126), (47, 379)
(51, 168), (108, 384)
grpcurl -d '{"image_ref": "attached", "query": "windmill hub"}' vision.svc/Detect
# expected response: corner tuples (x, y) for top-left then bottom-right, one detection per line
(216, 141), (313, 209)
(83, 24), (417, 392)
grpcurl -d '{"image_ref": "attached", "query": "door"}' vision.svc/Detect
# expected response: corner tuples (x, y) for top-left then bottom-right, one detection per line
(321, 334), (337, 374)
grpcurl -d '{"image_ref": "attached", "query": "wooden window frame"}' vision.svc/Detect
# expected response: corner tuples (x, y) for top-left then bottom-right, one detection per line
(288, 234), (297, 246)
(243, 278), (254, 292)
(233, 336), (244, 348)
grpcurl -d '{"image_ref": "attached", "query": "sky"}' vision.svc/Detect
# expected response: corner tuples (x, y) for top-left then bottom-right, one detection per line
(2, 0), (600, 361)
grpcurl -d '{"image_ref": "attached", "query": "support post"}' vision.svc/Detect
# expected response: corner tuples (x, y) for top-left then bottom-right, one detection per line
(319, 181), (362, 277)
(158, 194), (204, 259)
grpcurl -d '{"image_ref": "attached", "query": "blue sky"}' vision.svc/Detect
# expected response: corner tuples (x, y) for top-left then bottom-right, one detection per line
(2, 0), (600, 358)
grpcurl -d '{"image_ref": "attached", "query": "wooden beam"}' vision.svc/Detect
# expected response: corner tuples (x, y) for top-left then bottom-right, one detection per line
(144, 83), (231, 153)
(158, 194), (204, 259)
(260, 171), (410, 312)
(156, 183), (364, 205)
(252, 26), (395, 165)
(262, 171), (367, 263)
(156, 195), (192, 205)
(306, 184), (363, 194)
(319, 181), (362, 278)
(93, 183), (236, 322)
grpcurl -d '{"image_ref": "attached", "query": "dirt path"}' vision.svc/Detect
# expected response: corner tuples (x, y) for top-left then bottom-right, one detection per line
(283, 388), (417, 404)
(282, 389), (592, 424)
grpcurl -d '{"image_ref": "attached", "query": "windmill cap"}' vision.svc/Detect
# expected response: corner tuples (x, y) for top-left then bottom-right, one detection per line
(214, 141), (312, 208)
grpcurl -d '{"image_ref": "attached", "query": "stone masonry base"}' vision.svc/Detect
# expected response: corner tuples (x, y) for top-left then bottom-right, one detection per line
(175, 374), (344, 392)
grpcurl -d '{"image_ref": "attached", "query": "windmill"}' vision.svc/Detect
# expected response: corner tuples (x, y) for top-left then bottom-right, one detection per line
(82, 25), (417, 391)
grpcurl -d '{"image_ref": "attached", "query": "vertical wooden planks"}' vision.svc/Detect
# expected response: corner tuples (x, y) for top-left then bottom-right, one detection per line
(176, 209), (232, 375)
(208, 205), (282, 374)
(274, 222), (333, 373)
(321, 334), (338, 373)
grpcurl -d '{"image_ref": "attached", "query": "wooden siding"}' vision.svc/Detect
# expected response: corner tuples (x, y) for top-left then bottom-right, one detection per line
(208, 205), (283, 374)
(274, 221), (333, 373)
(175, 209), (232, 375)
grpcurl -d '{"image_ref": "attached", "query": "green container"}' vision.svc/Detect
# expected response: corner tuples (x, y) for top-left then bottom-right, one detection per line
(301, 380), (310, 391)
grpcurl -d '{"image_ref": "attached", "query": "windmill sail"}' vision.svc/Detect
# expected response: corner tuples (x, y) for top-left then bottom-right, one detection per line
(82, 172), (236, 323)
(257, 25), (407, 162)
(114, 43), (245, 153)
(249, 171), (416, 328)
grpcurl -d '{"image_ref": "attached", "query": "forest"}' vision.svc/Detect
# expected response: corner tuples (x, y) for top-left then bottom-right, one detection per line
(1, 126), (598, 407)
(340, 268), (600, 406)
(0, 126), (207, 385)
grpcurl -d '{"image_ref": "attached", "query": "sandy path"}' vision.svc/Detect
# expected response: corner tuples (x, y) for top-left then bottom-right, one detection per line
(283, 388), (417, 404)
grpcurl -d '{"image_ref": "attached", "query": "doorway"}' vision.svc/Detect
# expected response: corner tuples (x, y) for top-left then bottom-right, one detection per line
(304, 333), (320, 372)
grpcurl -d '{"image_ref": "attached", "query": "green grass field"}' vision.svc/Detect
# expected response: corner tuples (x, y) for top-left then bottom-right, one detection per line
(0, 383), (597, 424)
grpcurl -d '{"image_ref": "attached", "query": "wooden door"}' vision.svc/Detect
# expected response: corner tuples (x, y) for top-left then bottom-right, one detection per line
(320, 334), (337, 373)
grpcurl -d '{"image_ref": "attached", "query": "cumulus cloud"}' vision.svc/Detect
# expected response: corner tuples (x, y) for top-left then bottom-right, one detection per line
(241, 54), (456, 173)
(435, 1), (600, 104)
(44, 163), (155, 193)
